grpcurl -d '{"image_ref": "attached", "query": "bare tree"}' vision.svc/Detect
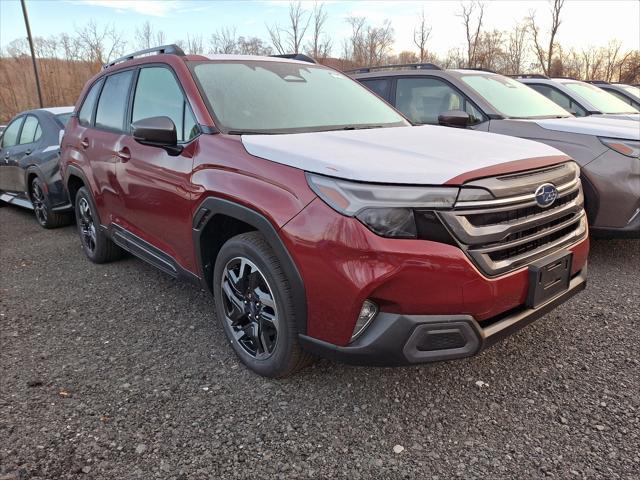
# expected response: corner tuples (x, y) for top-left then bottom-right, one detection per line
(528, 0), (565, 75)
(459, 1), (485, 68)
(134, 21), (167, 50)
(267, 1), (311, 54)
(210, 27), (238, 54)
(413, 9), (432, 62)
(76, 20), (127, 65)
(343, 16), (394, 67)
(305, 2), (331, 58)
(505, 22), (528, 74)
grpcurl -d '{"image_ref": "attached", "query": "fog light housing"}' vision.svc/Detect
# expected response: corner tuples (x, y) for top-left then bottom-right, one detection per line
(350, 300), (378, 342)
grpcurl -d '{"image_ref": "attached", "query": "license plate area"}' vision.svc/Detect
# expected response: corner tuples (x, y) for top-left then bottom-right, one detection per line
(527, 251), (573, 308)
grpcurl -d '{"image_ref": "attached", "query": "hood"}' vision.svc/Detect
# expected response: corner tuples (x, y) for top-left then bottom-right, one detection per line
(241, 125), (566, 185)
(593, 113), (640, 122)
(529, 116), (640, 140)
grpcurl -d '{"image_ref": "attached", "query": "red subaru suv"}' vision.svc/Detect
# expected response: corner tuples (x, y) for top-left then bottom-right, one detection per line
(60, 46), (589, 377)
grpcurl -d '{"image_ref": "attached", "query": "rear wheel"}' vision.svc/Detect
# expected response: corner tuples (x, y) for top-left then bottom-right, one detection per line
(213, 231), (313, 377)
(30, 177), (72, 229)
(74, 186), (123, 263)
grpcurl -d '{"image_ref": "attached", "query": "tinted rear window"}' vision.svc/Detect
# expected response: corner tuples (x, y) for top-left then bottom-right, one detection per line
(95, 71), (134, 131)
(78, 79), (103, 127)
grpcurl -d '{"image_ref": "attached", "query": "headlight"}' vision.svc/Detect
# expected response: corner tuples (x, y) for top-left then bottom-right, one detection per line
(306, 173), (459, 238)
(599, 137), (640, 158)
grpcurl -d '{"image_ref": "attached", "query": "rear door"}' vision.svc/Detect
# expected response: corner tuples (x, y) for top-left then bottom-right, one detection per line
(113, 65), (200, 272)
(13, 114), (45, 192)
(0, 116), (25, 192)
(86, 70), (134, 223)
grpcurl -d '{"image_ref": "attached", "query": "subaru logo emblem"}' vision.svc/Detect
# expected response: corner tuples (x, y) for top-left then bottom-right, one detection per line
(535, 183), (558, 208)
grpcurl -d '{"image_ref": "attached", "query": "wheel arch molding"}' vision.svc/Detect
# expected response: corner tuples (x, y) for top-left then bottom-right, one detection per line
(192, 197), (308, 334)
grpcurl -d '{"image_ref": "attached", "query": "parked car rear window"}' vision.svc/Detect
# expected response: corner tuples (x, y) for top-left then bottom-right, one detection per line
(95, 71), (133, 131)
(57, 113), (72, 127)
(132, 67), (198, 142)
(19, 116), (41, 144)
(78, 79), (103, 127)
(192, 61), (407, 133)
(460, 74), (570, 119)
(360, 79), (392, 101)
(1, 117), (23, 148)
(563, 82), (639, 114)
(528, 84), (587, 117)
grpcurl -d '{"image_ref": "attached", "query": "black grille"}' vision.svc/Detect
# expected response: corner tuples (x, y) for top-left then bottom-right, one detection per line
(416, 330), (467, 351)
(487, 221), (580, 262)
(502, 213), (575, 243)
(466, 190), (579, 227)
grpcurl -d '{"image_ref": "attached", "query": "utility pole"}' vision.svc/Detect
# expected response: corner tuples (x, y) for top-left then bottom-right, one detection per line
(20, 0), (44, 108)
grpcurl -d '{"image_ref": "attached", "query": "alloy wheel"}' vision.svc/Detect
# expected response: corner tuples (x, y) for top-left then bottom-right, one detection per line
(78, 197), (97, 253)
(221, 257), (279, 359)
(31, 181), (48, 225)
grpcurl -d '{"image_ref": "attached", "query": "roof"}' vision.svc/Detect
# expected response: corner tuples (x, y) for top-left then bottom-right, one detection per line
(40, 106), (74, 115)
(199, 54), (315, 65)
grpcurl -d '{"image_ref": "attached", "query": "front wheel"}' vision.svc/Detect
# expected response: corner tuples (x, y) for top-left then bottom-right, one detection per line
(30, 177), (72, 229)
(213, 231), (313, 378)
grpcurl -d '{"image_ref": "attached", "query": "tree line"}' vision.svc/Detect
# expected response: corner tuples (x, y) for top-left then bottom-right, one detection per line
(1, 0), (638, 122)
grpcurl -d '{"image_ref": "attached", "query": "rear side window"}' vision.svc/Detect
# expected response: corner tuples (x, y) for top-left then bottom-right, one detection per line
(360, 79), (392, 101)
(132, 67), (198, 142)
(528, 84), (587, 117)
(95, 71), (134, 131)
(1, 117), (24, 148)
(395, 77), (484, 125)
(19, 116), (41, 144)
(78, 79), (103, 127)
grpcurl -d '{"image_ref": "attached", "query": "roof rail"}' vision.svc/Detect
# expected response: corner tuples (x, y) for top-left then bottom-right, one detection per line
(103, 44), (185, 69)
(270, 53), (317, 64)
(457, 67), (498, 74)
(587, 80), (609, 85)
(344, 63), (441, 74)
(509, 74), (549, 79)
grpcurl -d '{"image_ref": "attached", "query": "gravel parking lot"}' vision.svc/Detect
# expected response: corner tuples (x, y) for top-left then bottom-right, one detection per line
(0, 204), (638, 480)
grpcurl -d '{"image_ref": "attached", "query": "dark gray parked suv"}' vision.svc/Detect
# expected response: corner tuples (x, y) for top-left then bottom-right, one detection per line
(352, 65), (640, 237)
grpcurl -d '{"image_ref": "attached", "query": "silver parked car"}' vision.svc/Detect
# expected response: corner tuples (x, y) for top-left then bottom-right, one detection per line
(352, 66), (640, 237)
(587, 81), (640, 110)
(516, 75), (639, 121)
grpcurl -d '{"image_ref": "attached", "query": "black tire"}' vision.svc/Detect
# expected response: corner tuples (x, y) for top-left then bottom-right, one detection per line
(30, 177), (73, 229)
(213, 231), (313, 378)
(74, 186), (123, 263)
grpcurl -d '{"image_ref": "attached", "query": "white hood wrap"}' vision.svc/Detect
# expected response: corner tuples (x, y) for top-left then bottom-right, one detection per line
(532, 116), (640, 140)
(241, 125), (565, 185)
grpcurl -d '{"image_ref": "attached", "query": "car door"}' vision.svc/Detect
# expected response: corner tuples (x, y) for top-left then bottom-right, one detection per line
(113, 65), (200, 272)
(14, 114), (45, 193)
(0, 116), (26, 192)
(85, 70), (134, 223)
(392, 76), (488, 130)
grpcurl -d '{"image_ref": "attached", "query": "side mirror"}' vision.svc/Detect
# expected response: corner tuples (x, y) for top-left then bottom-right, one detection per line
(438, 110), (471, 128)
(132, 116), (183, 156)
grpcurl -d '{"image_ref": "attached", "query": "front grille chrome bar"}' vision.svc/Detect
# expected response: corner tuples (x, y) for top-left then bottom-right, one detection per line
(439, 162), (587, 276)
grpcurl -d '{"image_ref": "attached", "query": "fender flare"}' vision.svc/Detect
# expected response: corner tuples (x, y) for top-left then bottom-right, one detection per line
(24, 165), (44, 199)
(192, 197), (308, 334)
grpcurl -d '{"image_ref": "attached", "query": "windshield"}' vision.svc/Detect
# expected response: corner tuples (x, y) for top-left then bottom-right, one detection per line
(563, 82), (639, 114)
(620, 84), (640, 98)
(459, 74), (571, 118)
(191, 61), (408, 134)
(56, 112), (72, 126)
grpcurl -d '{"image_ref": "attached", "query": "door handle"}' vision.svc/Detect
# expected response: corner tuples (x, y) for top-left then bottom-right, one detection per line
(115, 147), (131, 162)
(25, 149), (32, 155)
(80, 138), (89, 149)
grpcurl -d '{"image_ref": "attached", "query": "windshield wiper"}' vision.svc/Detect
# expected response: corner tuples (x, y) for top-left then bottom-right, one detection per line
(227, 130), (275, 135)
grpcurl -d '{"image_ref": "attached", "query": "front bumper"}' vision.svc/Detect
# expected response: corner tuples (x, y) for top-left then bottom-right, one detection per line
(299, 267), (587, 366)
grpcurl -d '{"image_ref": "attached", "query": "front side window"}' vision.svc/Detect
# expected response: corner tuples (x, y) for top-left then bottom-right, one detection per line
(360, 79), (392, 101)
(132, 67), (198, 142)
(528, 84), (587, 117)
(19, 116), (41, 144)
(78, 79), (103, 127)
(191, 61), (407, 134)
(395, 77), (484, 125)
(1, 117), (24, 148)
(460, 74), (571, 119)
(563, 81), (638, 114)
(95, 71), (134, 131)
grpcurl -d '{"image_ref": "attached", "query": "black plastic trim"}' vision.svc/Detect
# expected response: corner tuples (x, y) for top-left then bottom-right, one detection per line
(192, 197), (308, 334)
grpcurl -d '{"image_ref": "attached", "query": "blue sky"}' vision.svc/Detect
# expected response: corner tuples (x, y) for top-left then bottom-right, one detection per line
(1, 0), (639, 57)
